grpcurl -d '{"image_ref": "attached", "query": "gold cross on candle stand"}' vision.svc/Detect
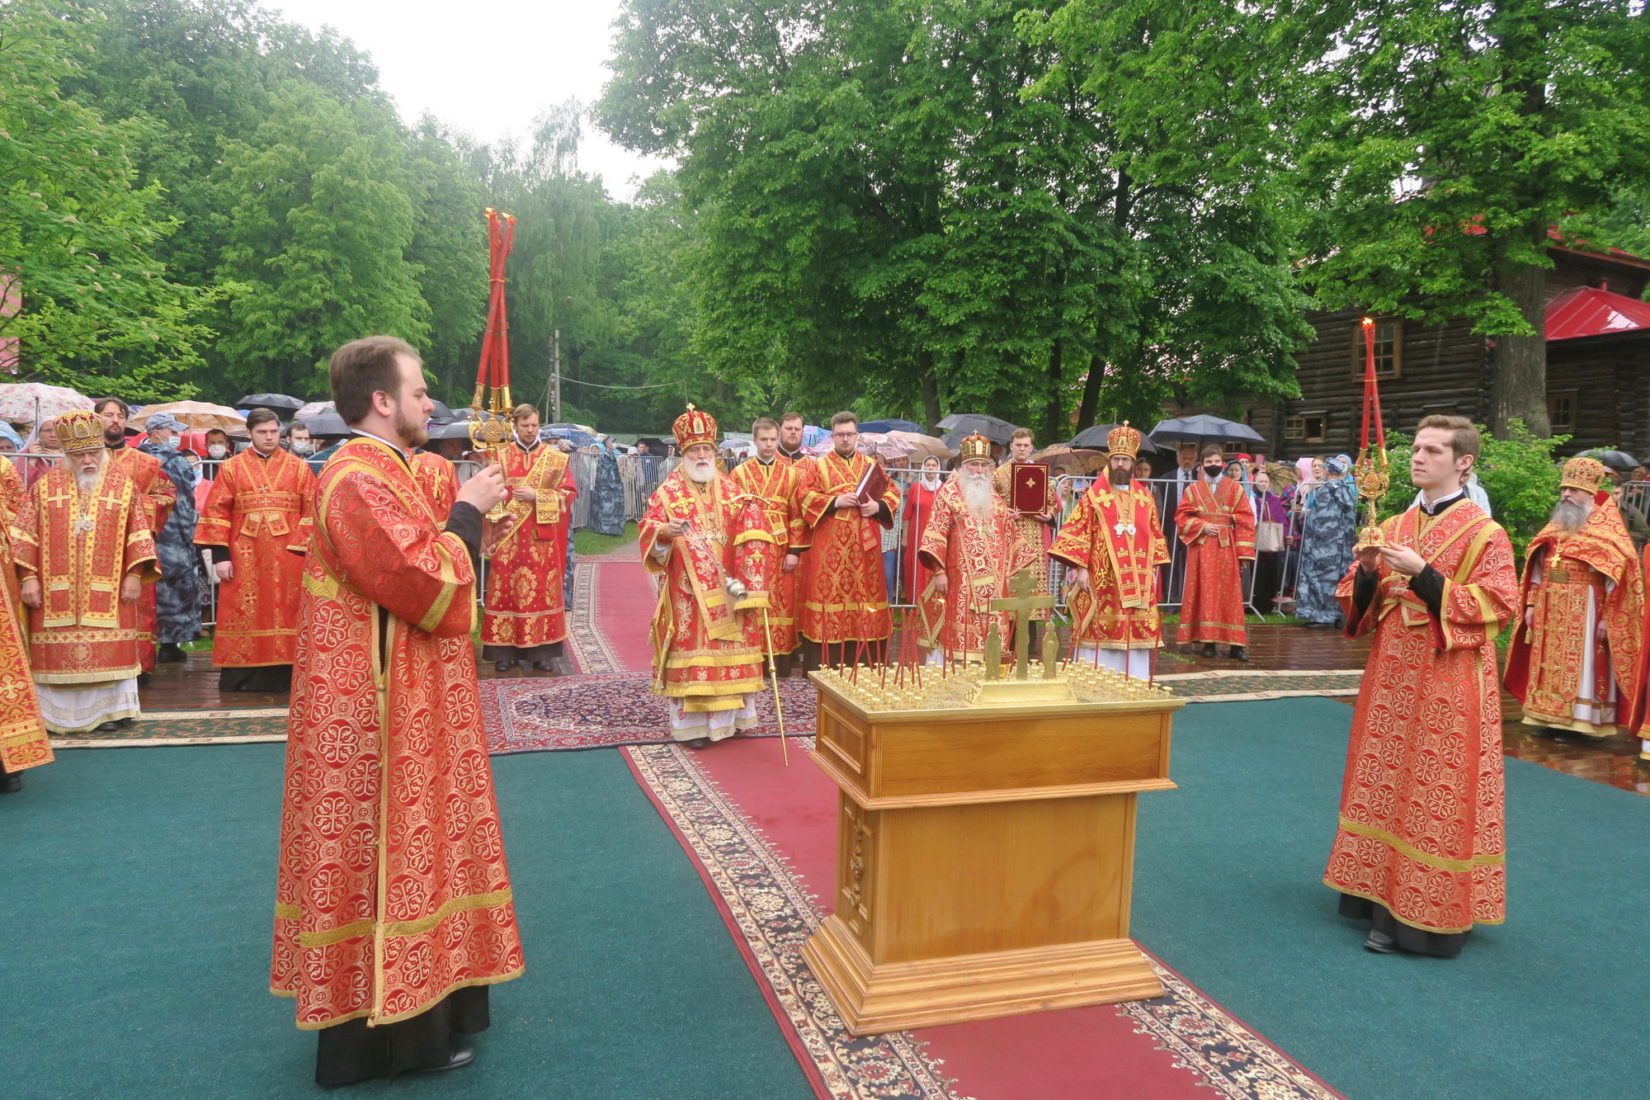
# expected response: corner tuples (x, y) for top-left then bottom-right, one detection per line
(991, 567), (1057, 680)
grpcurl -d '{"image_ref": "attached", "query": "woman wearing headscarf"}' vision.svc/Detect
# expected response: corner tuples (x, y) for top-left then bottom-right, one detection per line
(1294, 453), (1360, 628)
(1251, 468), (1289, 613)
(900, 457), (945, 603)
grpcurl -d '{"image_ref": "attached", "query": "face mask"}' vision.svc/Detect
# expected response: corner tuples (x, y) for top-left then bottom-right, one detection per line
(208, 444), (228, 458)
(1203, 464), (1223, 477)
(290, 441), (314, 456)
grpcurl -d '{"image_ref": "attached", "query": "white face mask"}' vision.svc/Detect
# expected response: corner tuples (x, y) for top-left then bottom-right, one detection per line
(289, 441), (314, 456)
(208, 444), (228, 458)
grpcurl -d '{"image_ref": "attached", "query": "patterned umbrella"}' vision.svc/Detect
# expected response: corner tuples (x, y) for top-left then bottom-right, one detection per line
(1030, 445), (1107, 475)
(885, 430), (955, 460)
(0, 382), (93, 425)
(132, 400), (247, 433)
(857, 432), (918, 461)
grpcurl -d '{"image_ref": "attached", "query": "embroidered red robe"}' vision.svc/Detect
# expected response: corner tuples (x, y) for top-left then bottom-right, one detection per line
(1049, 478), (1169, 650)
(411, 452), (460, 520)
(1325, 501), (1517, 934)
(728, 457), (804, 655)
(107, 444), (175, 671)
(796, 450), (900, 644)
(481, 441), (575, 650)
(1, 459), (24, 621)
(1174, 477), (1255, 645)
(272, 437), (522, 1029)
(993, 462), (1057, 621)
(900, 478), (943, 604)
(195, 448), (315, 668)
(0, 506), (49, 770)
(915, 480), (1036, 657)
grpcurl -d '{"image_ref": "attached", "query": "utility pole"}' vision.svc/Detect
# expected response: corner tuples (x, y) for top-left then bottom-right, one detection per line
(551, 328), (561, 423)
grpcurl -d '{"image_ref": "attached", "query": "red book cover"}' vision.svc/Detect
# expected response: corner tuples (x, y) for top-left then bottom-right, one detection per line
(1010, 462), (1050, 515)
(855, 461), (890, 505)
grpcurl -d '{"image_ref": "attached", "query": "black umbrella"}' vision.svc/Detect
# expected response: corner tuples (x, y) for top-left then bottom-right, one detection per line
(235, 393), (305, 413)
(300, 410), (350, 437)
(937, 413), (1018, 444)
(1581, 448), (1641, 472)
(1147, 414), (1265, 448)
(427, 399), (456, 423)
(426, 420), (477, 441)
(1069, 423), (1167, 454)
(635, 436), (669, 452)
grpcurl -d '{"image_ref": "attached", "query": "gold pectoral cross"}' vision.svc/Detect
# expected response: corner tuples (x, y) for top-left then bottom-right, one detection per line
(990, 567), (1057, 680)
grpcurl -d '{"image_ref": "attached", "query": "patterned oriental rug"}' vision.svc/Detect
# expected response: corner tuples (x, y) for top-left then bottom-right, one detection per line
(625, 736), (1343, 1100)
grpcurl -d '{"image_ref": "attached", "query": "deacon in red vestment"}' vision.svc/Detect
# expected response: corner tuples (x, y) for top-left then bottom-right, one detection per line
(11, 410), (158, 734)
(273, 336), (522, 1086)
(900, 458), (945, 604)
(640, 405), (772, 747)
(0, 457), (24, 621)
(1049, 424), (1169, 679)
(195, 409), (315, 693)
(412, 450), (461, 520)
(97, 398), (176, 674)
(0, 455), (51, 789)
(481, 405), (577, 674)
(1175, 443), (1255, 659)
(1505, 457), (1645, 737)
(728, 417), (805, 673)
(993, 429), (1061, 643)
(1326, 416), (1518, 958)
(796, 411), (901, 663)
(916, 436), (1037, 663)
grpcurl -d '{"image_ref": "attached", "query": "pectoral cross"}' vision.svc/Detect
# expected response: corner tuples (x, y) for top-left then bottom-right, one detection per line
(990, 567), (1057, 680)
(1113, 519), (1136, 537)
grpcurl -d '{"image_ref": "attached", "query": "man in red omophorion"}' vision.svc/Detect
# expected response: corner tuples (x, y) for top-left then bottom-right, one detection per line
(1175, 443), (1255, 660)
(796, 411), (901, 665)
(195, 408), (315, 693)
(729, 416), (805, 675)
(97, 397), (175, 674)
(11, 409), (158, 734)
(481, 403), (576, 675)
(1505, 457), (1644, 739)
(916, 434), (1035, 663)
(640, 404), (772, 748)
(1049, 423), (1169, 679)
(273, 335), (522, 1086)
(1326, 415), (1518, 959)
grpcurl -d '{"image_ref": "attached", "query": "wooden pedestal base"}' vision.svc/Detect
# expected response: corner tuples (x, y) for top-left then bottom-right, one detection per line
(803, 915), (1164, 1036)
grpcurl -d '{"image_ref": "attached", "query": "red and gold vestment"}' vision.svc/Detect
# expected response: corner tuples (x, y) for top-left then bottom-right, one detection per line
(1174, 477), (1255, 645)
(106, 444), (175, 671)
(992, 463), (1058, 622)
(796, 450), (900, 644)
(728, 457), (804, 654)
(639, 470), (771, 709)
(9, 464), (158, 684)
(915, 480), (1036, 658)
(0, 560), (50, 774)
(481, 441), (575, 650)
(899, 477), (943, 604)
(411, 452), (460, 520)
(1049, 479), (1169, 650)
(1325, 501), (1517, 935)
(1505, 504), (1644, 735)
(1, 459), (24, 620)
(195, 448), (315, 668)
(272, 437), (522, 1030)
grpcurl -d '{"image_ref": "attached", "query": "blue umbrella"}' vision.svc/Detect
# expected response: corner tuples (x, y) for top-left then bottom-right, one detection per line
(858, 418), (925, 434)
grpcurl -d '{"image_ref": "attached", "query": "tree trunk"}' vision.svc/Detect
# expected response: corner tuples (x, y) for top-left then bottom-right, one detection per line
(1043, 337), (1065, 442)
(1075, 352), (1104, 430)
(1488, 238), (1550, 437)
(919, 357), (941, 433)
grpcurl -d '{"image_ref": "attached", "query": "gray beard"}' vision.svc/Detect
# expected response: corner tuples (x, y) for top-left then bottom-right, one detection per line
(1550, 498), (1590, 534)
(684, 460), (715, 484)
(75, 468), (100, 493)
(959, 472), (994, 520)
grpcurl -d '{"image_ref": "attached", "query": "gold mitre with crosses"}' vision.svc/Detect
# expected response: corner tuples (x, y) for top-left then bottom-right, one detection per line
(673, 403), (718, 451)
(1107, 421), (1142, 459)
(1560, 456), (1610, 496)
(56, 409), (105, 453)
(959, 432), (993, 462)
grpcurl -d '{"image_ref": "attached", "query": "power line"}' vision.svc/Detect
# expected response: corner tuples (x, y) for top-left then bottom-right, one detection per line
(561, 373), (679, 390)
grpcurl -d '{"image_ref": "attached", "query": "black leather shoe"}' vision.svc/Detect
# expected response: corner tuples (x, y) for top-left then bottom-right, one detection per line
(412, 1044), (475, 1075)
(684, 737), (711, 750)
(1363, 929), (1397, 954)
(532, 660), (555, 672)
(1230, 645), (1248, 661)
(1201, 642), (1217, 658)
(494, 660), (514, 673)
(0, 772), (21, 794)
(157, 643), (187, 663)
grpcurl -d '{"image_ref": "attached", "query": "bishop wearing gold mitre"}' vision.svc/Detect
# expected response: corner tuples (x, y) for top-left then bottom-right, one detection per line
(640, 405), (774, 748)
(273, 336), (522, 1086)
(1504, 456), (1645, 738)
(1049, 422), (1170, 680)
(728, 416), (807, 674)
(482, 403), (577, 675)
(195, 408), (315, 693)
(993, 428), (1060, 644)
(96, 397), (176, 674)
(916, 433), (1038, 663)
(10, 408), (159, 734)
(796, 410), (901, 664)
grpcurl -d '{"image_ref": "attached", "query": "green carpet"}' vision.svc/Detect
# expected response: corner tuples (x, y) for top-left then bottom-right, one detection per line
(1135, 697), (1650, 1100)
(1, 745), (808, 1099)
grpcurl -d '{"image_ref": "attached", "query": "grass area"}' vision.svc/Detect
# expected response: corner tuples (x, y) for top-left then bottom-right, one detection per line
(574, 522), (639, 556)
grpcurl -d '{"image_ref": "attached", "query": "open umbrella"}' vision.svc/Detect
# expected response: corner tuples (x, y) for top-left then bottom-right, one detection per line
(426, 420), (477, 442)
(859, 418), (925, 434)
(1068, 424), (1167, 454)
(1147, 414), (1264, 448)
(235, 393), (304, 413)
(301, 410), (351, 437)
(544, 426), (596, 448)
(1031, 445), (1107, 476)
(1263, 461), (1300, 489)
(885, 430), (954, 461)
(295, 400), (333, 421)
(134, 400), (248, 433)
(937, 413), (1018, 444)
(0, 382), (93, 424)
(1581, 448), (1641, 472)
(857, 432), (918, 462)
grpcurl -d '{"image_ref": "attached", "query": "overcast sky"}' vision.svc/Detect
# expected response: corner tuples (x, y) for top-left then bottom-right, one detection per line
(267, 0), (670, 201)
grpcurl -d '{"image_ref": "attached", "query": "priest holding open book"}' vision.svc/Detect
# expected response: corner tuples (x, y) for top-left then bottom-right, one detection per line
(797, 411), (901, 666)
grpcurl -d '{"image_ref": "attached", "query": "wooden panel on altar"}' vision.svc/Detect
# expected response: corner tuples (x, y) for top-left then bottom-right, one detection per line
(801, 670), (1184, 1035)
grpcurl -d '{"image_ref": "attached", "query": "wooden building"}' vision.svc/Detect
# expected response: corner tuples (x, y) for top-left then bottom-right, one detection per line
(1180, 239), (1650, 458)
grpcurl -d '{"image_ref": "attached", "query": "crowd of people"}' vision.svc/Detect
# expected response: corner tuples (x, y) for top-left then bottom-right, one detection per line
(7, 342), (1650, 1080)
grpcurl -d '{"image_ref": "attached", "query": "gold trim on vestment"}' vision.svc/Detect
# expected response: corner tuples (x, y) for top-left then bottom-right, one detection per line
(660, 679), (762, 699)
(1337, 816), (1505, 872)
(1325, 882), (1503, 935)
(661, 650), (763, 668)
(286, 967), (527, 1032)
(417, 536), (461, 634)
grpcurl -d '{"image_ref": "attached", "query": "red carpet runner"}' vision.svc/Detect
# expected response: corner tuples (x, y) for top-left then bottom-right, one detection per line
(589, 554), (1338, 1098)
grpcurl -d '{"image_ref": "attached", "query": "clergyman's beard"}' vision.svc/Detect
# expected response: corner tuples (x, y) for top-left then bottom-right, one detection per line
(684, 458), (716, 484)
(75, 463), (101, 493)
(1550, 498), (1589, 534)
(1109, 466), (1131, 487)
(393, 408), (428, 449)
(960, 469), (993, 520)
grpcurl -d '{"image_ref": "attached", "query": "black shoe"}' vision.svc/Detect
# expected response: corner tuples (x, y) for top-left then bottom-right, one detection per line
(411, 1044), (475, 1075)
(1230, 645), (1248, 661)
(157, 643), (187, 663)
(494, 660), (514, 673)
(0, 772), (21, 794)
(1363, 929), (1397, 954)
(1201, 642), (1217, 658)
(532, 660), (555, 672)
(684, 737), (711, 750)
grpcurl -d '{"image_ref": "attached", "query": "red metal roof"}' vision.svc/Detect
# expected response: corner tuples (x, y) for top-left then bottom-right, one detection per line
(1547, 285), (1650, 342)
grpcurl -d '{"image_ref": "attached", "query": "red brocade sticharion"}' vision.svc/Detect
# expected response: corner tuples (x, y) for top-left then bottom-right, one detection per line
(728, 458), (805, 656)
(272, 437), (522, 1029)
(796, 450), (900, 645)
(481, 442), (576, 650)
(1174, 478), (1255, 646)
(1325, 502), (1517, 934)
